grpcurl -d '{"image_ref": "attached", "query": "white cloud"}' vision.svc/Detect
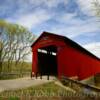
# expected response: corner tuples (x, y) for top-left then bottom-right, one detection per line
(2, 0), (100, 39)
(6, 9), (51, 29)
(56, 13), (78, 24)
(1, 0), (100, 62)
(78, 0), (100, 16)
(2, 0), (67, 15)
(83, 42), (100, 58)
(41, 0), (66, 8)
(78, 0), (93, 14)
(50, 16), (100, 38)
(2, 0), (65, 29)
(26, 0), (65, 8)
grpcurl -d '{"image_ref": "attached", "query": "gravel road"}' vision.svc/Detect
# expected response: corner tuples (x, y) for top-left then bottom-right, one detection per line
(0, 76), (54, 92)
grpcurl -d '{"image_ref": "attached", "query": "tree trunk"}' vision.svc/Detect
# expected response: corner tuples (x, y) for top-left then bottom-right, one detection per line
(0, 61), (2, 73)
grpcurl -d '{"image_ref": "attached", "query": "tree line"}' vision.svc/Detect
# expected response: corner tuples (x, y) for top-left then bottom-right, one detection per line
(0, 20), (35, 73)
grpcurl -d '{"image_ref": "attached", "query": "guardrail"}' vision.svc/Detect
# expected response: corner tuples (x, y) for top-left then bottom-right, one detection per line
(61, 76), (100, 95)
(0, 72), (31, 79)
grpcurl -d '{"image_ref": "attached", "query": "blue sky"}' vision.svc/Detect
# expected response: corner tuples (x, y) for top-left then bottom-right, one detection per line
(1, 0), (100, 58)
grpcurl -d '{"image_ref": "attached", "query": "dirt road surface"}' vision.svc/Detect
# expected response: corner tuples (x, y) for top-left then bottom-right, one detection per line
(0, 76), (55, 92)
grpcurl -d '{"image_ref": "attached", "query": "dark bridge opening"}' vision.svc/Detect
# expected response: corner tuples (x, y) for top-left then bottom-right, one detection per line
(37, 45), (57, 76)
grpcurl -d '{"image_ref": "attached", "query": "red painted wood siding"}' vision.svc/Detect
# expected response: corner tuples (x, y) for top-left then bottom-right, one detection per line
(32, 33), (100, 80)
(58, 45), (100, 80)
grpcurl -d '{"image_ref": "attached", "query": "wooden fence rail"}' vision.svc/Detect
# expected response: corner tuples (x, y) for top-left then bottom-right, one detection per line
(61, 76), (100, 95)
(0, 72), (31, 79)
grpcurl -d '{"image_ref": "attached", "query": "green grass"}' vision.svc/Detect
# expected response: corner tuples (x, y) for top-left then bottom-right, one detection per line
(2, 61), (32, 72)
(0, 82), (74, 99)
(0, 61), (31, 80)
(0, 82), (99, 100)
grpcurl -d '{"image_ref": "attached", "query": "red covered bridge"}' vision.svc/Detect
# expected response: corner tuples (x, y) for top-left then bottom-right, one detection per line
(31, 31), (100, 80)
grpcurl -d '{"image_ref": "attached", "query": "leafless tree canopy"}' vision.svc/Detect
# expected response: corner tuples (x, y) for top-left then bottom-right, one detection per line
(0, 20), (35, 72)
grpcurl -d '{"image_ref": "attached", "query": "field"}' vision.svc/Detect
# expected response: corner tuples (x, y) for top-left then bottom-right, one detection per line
(0, 62), (32, 80)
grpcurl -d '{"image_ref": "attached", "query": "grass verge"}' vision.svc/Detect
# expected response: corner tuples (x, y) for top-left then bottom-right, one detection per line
(0, 82), (74, 99)
(0, 82), (99, 100)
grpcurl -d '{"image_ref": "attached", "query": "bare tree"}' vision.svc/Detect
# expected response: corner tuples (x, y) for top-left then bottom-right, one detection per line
(92, 0), (100, 16)
(0, 20), (35, 72)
